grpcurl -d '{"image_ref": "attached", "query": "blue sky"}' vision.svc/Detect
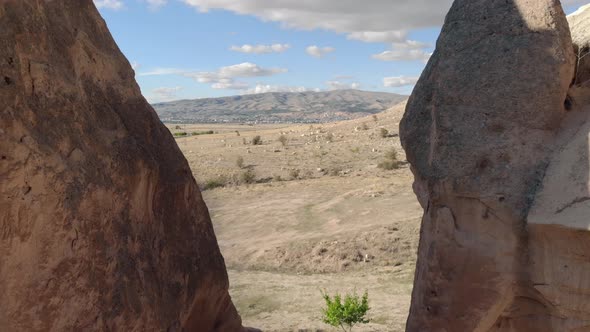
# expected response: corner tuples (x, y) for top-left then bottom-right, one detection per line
(95, 0), (587, 103)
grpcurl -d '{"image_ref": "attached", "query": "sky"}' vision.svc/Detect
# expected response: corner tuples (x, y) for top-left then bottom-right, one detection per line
(95, 0), (588, 103)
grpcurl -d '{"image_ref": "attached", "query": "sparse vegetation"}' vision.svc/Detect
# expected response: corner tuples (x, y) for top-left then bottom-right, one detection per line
(379, 128), (389, 138)
(326, 132), (334, 142)
(191, 130), (215, 136)
(350, 147), (360, 153)
(372, 114), (378, 122)
(278, 135), (288, 146)
(252, 135), (263, 145)
(174, 132), (188, 137)
(321, 291), (370, 332)
(235, 130), (241, 136)
(289, 169), (300, 180)
(236, 156), (245, 169)
(377, 149), (401, 170)
(203, 178), (226, 190)
(361, 123), (369, 130)
(241, 169), (256, 184)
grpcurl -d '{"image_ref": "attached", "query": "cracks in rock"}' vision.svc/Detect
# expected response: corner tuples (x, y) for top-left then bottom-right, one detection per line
(555, 196), (590, 214)
(28, 60), (34, 96)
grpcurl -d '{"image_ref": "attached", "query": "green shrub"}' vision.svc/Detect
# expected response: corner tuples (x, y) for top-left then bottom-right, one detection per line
(252, 135), (263, 145)
(203, 178), (225, 190)
(174, 132), (188, 137)
(321, 291), (370, 332)
(379, 128), (389, 138)
(240, 169), (256, 184)
(191, 130), (215, 136)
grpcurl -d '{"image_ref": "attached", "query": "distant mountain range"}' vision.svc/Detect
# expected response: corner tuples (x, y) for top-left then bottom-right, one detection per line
(152, 90), (407, 123)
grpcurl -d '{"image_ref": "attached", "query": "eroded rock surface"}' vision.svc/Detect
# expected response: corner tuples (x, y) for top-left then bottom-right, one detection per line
(569, 4), (590, 86)
(400, 0), (579, 330)
(0, 1), (242, 331)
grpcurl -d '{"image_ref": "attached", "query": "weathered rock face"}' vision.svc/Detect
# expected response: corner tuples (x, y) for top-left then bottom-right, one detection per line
(569, 4), (590, 85)
(0, 1), (243, 331)
(400, 0), (579, 331)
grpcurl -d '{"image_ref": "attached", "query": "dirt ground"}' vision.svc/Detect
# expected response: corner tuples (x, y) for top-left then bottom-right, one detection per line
(169, 102), (423, 331)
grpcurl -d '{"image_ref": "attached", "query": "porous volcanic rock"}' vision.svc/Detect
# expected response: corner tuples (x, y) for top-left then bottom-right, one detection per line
(569, 4), (590, 85)
(400, 0), (578, 331)
(0, 1), (243, 331)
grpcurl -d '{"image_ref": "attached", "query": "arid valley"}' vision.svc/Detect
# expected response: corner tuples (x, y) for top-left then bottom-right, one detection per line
(168, 102), (422, 331)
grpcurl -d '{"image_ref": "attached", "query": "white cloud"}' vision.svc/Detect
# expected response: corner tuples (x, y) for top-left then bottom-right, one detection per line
(372, 40), (432, 62)
(182, 0), (453, 34)
(393, 40), (431, 50)
(347, 31), (407, 43)
(306, 46), (335, 58)
(142, 0), (168, 10)
(383, 76), (419, 88)
(94, 0), (124, 10)
(210, 79), (249, 90)
(326, 81), (361, 90)
(138, 68), (185, 76)
(243, 84), (315, 94)
(216, 62), (287, 78)
(373, 49), (432, 62)
(230, 44), (291, 54)
(150, 86), (182, 102)
(184, 62), (288, 90)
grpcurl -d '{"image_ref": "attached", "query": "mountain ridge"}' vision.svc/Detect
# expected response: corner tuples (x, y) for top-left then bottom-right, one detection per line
(152, 89), (407, 123)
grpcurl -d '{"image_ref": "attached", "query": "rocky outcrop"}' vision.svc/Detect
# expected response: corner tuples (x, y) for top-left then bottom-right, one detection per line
(569, 4), (590, 85)
(400, 0), (580, 331)
(0, 1), (243, 331)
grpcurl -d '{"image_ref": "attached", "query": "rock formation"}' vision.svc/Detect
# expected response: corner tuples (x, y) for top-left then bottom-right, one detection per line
(400, 0), (590, 330)
(569, 4), (590, 86)
(0, 1), (243, 331)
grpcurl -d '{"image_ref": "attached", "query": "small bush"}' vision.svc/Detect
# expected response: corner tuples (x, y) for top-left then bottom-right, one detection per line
(191, 130), (215, 136)
(372, 114), (378, 122)
(361, 123), (369, 131)
(235, 130), (241, 136)
(252, 135), (263, 145)
(175, 125), (182, 130)
(278, 135), (288, 146)
(379, 128), (389, 138)
(236, 156), (244, 169)
(289, 169), (300, 180)
(350, 147), (360, 154)
(321, 291), (370, 332)
(203, 178), (226, 190)
(326, 132), (334, 142)
(377, 149), (400, 170)
(174, 132), (188, 137)
(240, 169), (256, 184)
